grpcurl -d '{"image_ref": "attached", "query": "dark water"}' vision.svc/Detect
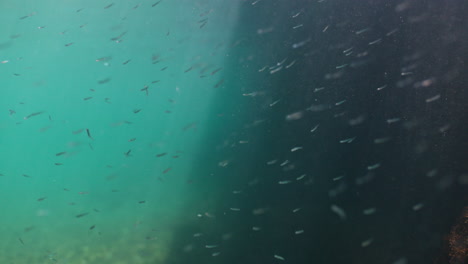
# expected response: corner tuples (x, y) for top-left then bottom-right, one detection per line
(0, 0), (466, 264)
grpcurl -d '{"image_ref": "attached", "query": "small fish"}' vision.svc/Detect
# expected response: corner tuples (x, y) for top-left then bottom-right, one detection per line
(376, 85), (387, 91)
(156, 153), (167, 158)
(267, 160), (277, 165)
(37, 197), (47, 202)
(104, 3), (114, 9)
(355, 27), (371, 35)
(124, 149), (132, 157)
(363, 208), (377, 215)
(269, 99), (281, 107)
(19, 238), (25, 245)
(333, 175), (345, 181)
(123, 59), (131, 65)
(72, 129), (84, 134)
(83, 97), (93, 101)
(285, 60), (296, 69)
(314, 87), (325, 92)
(296, 174), (306, 180)
(86, 128), (93, 140)
(367, 163), (381, 170)
(426, 94), (441, 103)
(24, 226), (35, 232)
(211, 67), (222, 75)
(89, 225), (96, 230)
(111, 32), (126, 41)
(141, 86), (149, 96)
(335, 99), (347, 106)
(368, 38), (382, 45)
(291, 146), (303, 152)
(96, 56), (112, 62)
(292, 208), (301, 213)
(162, 167), (172, 174)
(128, 138), (136, 142)
(331, 204), (347, 220)
(374, 137), (391, 144)
(339, 137), (356, 143)
(138, 201), (146, 204)
(361, 238), (374, 247)
(310, 124), (320, 133)
(56, 151), (66, 156)
(152, 0), (162, 7)
(24, 111), (44, 120)
(412, 203), (424, 211)
(65, 42), (74, 47)
(98, 78), (110, 84)
(182, 122), (197, 131)
(133, 109), (141, 114)
(214, 79), (224, 88)
(386, 118), (401, 124)
(335, 64), (348, 70)
(292, 11), (301, 18)
(76, 212), (89, 218)
(386, 28), (399, 36)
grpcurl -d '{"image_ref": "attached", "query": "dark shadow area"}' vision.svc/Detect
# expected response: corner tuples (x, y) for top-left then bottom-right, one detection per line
(165, 1), (467, 264)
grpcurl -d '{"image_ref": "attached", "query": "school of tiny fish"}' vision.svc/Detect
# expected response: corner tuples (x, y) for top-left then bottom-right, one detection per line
(0, 0), (466, 264)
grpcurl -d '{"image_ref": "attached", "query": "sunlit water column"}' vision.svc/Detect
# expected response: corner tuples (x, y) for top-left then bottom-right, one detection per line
(0, 0), (240, 263)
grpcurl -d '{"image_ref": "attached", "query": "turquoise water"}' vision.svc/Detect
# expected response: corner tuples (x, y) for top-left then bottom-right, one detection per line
(0, 0), (241, 262)
(1, 1), (467, 264)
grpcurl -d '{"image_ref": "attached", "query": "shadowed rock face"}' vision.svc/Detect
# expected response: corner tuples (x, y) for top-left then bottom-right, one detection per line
(448, 207), (468, 264)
